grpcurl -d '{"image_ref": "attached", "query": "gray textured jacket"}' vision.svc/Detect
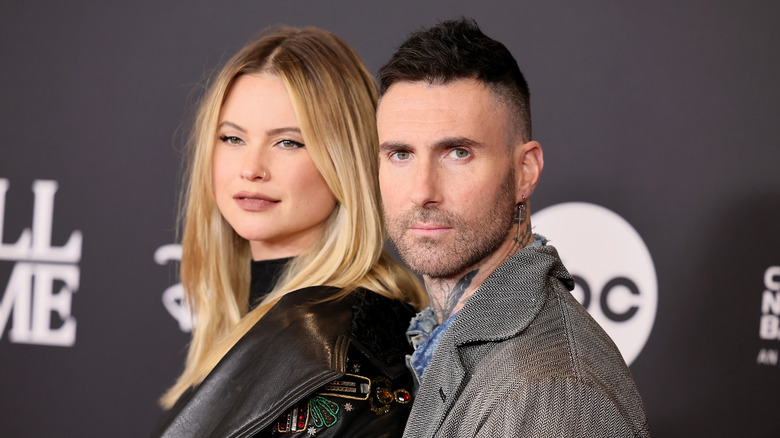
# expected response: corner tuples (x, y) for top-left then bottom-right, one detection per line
(403, 245), (650, 437)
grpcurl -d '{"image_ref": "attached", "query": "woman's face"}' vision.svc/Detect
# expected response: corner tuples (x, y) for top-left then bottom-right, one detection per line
(213, 73), (337, 261)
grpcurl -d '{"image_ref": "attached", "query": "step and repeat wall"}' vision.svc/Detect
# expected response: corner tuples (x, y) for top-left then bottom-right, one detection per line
(1, 2), (778, 436)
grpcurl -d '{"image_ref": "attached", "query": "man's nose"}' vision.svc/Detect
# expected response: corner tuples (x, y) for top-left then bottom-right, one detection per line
(410, 161), (442, 208)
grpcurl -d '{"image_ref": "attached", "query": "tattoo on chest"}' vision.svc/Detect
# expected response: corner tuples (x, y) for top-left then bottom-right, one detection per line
(430, 269), (478, 322)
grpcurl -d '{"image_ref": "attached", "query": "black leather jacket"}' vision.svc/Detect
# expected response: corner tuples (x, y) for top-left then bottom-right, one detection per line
(152, 286), (415, 438)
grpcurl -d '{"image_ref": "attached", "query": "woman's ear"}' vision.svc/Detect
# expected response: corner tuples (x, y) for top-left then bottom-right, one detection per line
(513, 140), (543, 202)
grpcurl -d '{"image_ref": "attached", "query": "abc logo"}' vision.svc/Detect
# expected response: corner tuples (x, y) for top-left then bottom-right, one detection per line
(532, 202), (657, 365)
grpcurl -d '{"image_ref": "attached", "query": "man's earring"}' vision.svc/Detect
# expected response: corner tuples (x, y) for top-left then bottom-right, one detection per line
(514, 196), (527, 243)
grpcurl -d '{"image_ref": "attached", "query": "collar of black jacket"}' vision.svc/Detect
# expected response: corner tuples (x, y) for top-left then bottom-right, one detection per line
(153, 286), (414, 438)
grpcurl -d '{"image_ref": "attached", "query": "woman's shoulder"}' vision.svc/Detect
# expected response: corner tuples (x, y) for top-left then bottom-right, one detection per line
(258, 289), (416, 437)
(273, 286), (415, 334)
(348, 288), (416, 379)
(267, 285), (415, 378)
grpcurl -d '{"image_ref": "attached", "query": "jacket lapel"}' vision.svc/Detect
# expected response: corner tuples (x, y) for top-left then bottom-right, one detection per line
(404, 245), (573, 438)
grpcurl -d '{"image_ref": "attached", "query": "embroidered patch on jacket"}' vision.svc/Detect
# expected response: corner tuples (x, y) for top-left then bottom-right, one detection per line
(317, 373), (371, 400)
(274, 396), (343, 434)
(274, 402), (309, 433)
(369, 376), (412, 415)
(309, 396), (339, 428)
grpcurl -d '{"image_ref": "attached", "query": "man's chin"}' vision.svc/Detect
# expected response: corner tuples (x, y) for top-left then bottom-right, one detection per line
(391, 234), (475, 277)
(399, 249), (466, 278)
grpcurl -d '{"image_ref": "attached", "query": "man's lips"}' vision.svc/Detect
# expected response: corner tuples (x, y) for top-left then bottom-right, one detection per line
(408, 223), (452, 236)
(234, 192), (279, 212)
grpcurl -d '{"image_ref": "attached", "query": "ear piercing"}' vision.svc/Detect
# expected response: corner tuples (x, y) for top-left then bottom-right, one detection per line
(514, 195), (527, 243)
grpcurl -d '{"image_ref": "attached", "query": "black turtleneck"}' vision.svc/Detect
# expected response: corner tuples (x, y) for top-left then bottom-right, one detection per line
(249, 257), (292, 310)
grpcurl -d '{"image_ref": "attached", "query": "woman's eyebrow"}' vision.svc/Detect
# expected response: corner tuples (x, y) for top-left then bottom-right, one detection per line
(266, 127), (302, 136)
(218, 121), (247, 133)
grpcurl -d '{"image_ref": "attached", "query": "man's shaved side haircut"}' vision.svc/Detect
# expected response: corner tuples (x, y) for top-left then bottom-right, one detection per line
(378, 17), (532, 142)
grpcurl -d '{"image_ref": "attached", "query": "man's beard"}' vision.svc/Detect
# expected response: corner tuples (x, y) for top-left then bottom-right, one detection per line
(385, 170), (517, 278)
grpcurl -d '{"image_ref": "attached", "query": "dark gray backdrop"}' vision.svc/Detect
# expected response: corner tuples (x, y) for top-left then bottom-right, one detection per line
(1, 1), (778, 436)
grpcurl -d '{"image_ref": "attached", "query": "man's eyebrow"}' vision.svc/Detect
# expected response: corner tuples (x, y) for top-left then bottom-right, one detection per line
(379, 141), (411, 152)
(380, 137), (483, 152)
(433, 136), (482, 149)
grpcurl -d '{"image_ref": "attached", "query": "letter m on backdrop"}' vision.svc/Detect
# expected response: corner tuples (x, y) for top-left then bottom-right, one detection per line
(0, 179), (82, 346)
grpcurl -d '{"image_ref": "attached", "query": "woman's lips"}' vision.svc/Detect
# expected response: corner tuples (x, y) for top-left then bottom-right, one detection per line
(234, 192), (279, 212)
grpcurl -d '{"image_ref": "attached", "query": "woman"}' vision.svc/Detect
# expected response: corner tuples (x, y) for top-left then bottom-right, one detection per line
(152, 26), (426, 437)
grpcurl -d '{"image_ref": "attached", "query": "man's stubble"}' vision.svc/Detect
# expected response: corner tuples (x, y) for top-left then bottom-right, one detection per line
(385, 168), (517, 278)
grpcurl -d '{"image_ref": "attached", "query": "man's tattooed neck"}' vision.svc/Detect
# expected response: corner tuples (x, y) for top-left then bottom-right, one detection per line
(517, 219), (534, 249)
(427, 269), (479, 323)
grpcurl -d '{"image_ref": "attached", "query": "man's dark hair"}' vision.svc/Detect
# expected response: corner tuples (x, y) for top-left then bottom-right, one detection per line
(378, 17), (532, 142)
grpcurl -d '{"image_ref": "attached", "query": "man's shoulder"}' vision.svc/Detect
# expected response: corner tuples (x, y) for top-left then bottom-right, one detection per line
(446, 288), (650, 437)
(470, 282), (632, 385)
(435, 306), (650, 437)
(466, 376), (651, 438)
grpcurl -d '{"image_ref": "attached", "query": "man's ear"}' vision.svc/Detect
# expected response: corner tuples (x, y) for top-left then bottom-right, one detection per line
(513, 140), (543, 202)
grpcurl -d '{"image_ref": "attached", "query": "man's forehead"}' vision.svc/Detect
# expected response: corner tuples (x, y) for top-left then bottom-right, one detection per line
(379, 78), (492, 108)
(377, 79), (511, 144)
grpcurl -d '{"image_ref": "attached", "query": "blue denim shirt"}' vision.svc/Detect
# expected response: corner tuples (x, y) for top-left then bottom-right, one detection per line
(405, 308), (458, 392)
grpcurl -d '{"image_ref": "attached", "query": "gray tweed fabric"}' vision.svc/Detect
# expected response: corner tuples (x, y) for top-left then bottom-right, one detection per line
(402, 244), (651, 437)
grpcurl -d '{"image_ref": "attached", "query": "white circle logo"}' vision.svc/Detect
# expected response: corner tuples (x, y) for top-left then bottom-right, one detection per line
(531, 202), (657, 365)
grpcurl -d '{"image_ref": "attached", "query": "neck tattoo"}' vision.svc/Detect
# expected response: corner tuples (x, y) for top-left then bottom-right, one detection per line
(428, 269), (479, 324)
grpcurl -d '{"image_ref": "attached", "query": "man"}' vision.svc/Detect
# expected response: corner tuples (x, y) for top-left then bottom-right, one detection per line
(376, 18), (650, 437)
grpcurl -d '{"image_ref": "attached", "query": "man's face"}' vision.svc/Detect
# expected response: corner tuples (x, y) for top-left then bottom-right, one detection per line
(377, 79), (519, 278)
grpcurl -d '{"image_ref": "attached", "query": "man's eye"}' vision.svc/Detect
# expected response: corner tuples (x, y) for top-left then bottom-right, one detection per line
(219, 135), (243, 145)
(448, 148), (470, 159)
(391, 151), (411, 161)
(276, 139), (305, 149)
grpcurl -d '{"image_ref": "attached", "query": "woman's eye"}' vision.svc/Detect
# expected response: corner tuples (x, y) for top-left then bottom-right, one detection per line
(448, 148), (471, 159)
(277, 139), (305, 149)
(219, 135), (243, 146)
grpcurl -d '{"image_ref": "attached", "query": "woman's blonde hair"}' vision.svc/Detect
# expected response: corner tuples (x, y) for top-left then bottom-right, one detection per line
(161, 26), (427, 408)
